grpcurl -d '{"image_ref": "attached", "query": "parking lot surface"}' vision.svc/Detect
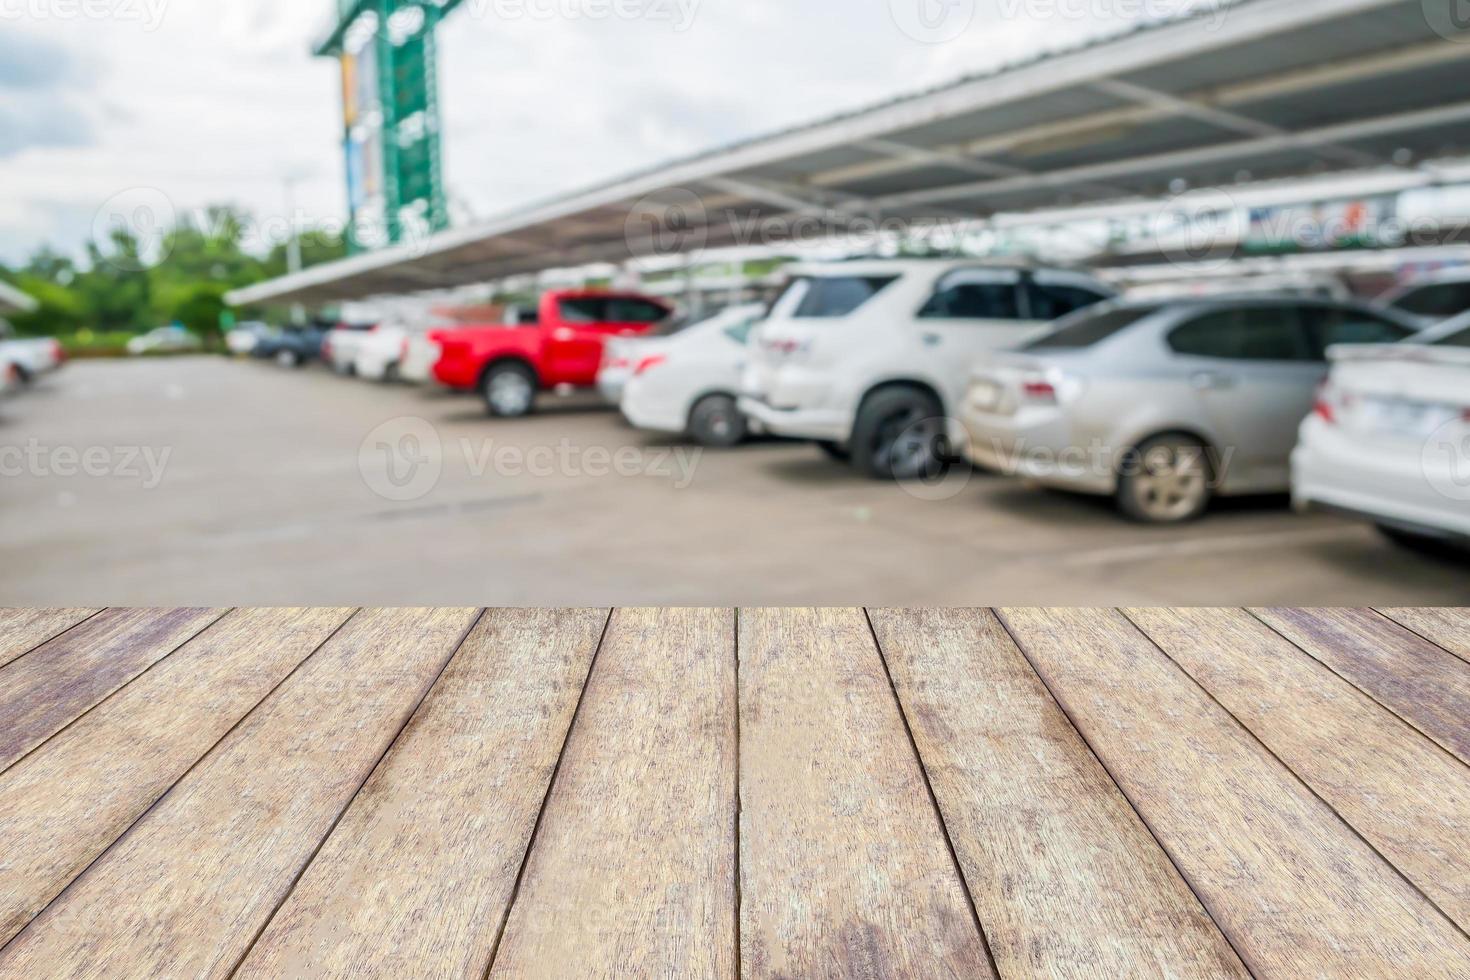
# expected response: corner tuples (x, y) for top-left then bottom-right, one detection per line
(1, 357), (1465, 606)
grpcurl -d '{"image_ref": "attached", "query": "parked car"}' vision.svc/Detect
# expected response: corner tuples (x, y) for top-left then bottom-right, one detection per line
(599, 305), (737, 405)
(432, 289), (673, 416)
(1382, 269), (1470, 326)
(354, 317), (448, 383)
(127, 325), (203, 356)
(226, 322), (276, 356)
(960, 296), (1423, 523)
(1294, 314), (1470, 549)
(321, 323), (377, 375)
(253, 320), (332, 368)
(0, 320), (64, 383)
(619, 304), (767, 447)
(738, 259), (1114, 478)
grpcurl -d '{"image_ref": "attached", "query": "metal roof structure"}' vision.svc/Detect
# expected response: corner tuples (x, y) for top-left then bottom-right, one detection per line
(228, 0), (1470, 307)
(0, 281), (38, 315)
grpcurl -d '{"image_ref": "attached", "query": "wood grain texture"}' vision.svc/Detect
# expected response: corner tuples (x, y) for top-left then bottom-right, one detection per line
(1127, 606), (1470, 933)
(1000, 607), (1470, 978)
(0, 607), (479, 980)
(0, 607), (353, 946)
(738, 608), (995, 980)
(1254, 607), (1470, 766)
(235, 608), (608, 980)
(0, 609), (98, 669)
(0, 607), (225, 773)
(871, 608), (1248, 978)
(489, 608), (736, 980)
(1378, 608), (1470, 666)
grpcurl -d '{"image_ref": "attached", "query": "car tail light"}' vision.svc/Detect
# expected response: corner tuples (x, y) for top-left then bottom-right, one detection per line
(635, 355), (667, 376)
(1020, 378), (1058, 404)
(606, 357), (630, 370)
(1313, 380), (1347, 425)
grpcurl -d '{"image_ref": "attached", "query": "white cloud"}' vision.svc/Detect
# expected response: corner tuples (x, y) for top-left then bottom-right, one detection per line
(0, 0), (1142, 265)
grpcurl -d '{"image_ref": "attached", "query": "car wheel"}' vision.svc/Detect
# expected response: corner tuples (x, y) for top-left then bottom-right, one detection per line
(11, 363), (31, 386)
(1117, 434), (1212, 524)
(688, 394), (747, 448)
(1377, 525), (1461, 557)
(482, 362), (537, 418)
(816, 440), (850, 462)
(850, 387), (950, 481)
(382, 362), (400, 384)
(275, 350), (301, 369)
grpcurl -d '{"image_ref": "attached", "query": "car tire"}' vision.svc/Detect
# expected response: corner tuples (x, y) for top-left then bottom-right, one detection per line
(1116, 434), (1213, 524)
(816, 440), (850, 462)
(12, 363), (31, 386)
(849, 386), (950, 481)
(382, 362), (400, 384)
(482, 362), (537, 418)
(688, 394), (747, 448)
(1377, 524), (1461, 557)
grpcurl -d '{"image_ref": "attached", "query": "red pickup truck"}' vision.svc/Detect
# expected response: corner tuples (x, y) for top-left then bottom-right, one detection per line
(433, 289), (673, 416)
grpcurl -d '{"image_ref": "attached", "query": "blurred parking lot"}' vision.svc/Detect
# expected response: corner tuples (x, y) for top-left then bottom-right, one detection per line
(1, 356), (1464, 607)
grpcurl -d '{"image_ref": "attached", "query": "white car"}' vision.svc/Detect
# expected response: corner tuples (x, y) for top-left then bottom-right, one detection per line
(599, 305), (742, 405)
(225, 322), (275, 356)
(620, 304), (767, 447)
(0, 319), (64, 383)
(738, 259), (1113, 478)
(354, 318), (450, 383)
(322, 324), (376, 375)
(127, 326), (202, 356)
(1294, 314), (1470, 548)
(1382, 269), (1470, 327)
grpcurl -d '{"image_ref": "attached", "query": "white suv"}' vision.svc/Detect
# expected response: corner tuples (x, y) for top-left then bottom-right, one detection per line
(738, 259), (1113, 478)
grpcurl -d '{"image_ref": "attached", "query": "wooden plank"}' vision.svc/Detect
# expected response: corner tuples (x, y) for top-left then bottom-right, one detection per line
(1378, 608), (1470, 666)
(0, 608), (99, 669)
(0, 607), (354, 946)
(870, 608), (1248, 978)
(0, 607), (226, 773)
(1130, 607), (1470, 933)
(1254, 607), (1470, 766)
(0, 607), (479, 979)
(235, 608), (608, 980)
(737, 608), (995, 979)
(1000, 608), (1470, 978)
(489, 608), (736, 979)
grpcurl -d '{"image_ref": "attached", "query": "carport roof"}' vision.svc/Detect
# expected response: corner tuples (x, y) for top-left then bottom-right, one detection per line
(0, 281), (38, 315)
(228, 0), (1470, 307)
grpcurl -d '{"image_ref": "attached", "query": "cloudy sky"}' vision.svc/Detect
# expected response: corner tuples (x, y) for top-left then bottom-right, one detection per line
(0, 0), (1204, 266)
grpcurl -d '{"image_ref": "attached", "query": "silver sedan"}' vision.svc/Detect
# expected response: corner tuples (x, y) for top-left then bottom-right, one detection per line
(960, 296), (1423, 523)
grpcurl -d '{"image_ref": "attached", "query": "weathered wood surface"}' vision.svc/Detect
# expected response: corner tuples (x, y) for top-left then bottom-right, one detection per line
(0, 607), (353, 946)
(0, 607), (225, 773)
(0, 608), (479, 979)
(236, 608), (607, 980)
(0, 608), (98, 669)
(489, 608), (737, 979)
(1254, 607), (1470, 765)
(1001, 607), (1470, 978)
(1129, 606), (1470, 933)
(1379, 607), (1470, 665)
(871, 608), (1248, 978)
(739, 608), (995, 979)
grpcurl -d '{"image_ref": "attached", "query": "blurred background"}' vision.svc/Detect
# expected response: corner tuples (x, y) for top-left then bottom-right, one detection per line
(2, 0), (1468, 605)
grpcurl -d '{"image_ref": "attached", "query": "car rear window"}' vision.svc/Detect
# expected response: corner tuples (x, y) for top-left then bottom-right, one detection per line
(779, 276), (899, 319)
(1024, 305), (1158, 350)
(1390, 280), (1470, 318)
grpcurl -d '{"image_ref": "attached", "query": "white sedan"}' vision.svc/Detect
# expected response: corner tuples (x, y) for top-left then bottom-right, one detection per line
(354, 318), (450, 383)
(126, 326), (202, 356)
(322, 325), (376, 375)
(620, 304), (767, 447)
(1294, 314), (1470, 548)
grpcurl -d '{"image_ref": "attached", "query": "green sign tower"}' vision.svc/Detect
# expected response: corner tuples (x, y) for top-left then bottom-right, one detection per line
(316, 1), (463, 252)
